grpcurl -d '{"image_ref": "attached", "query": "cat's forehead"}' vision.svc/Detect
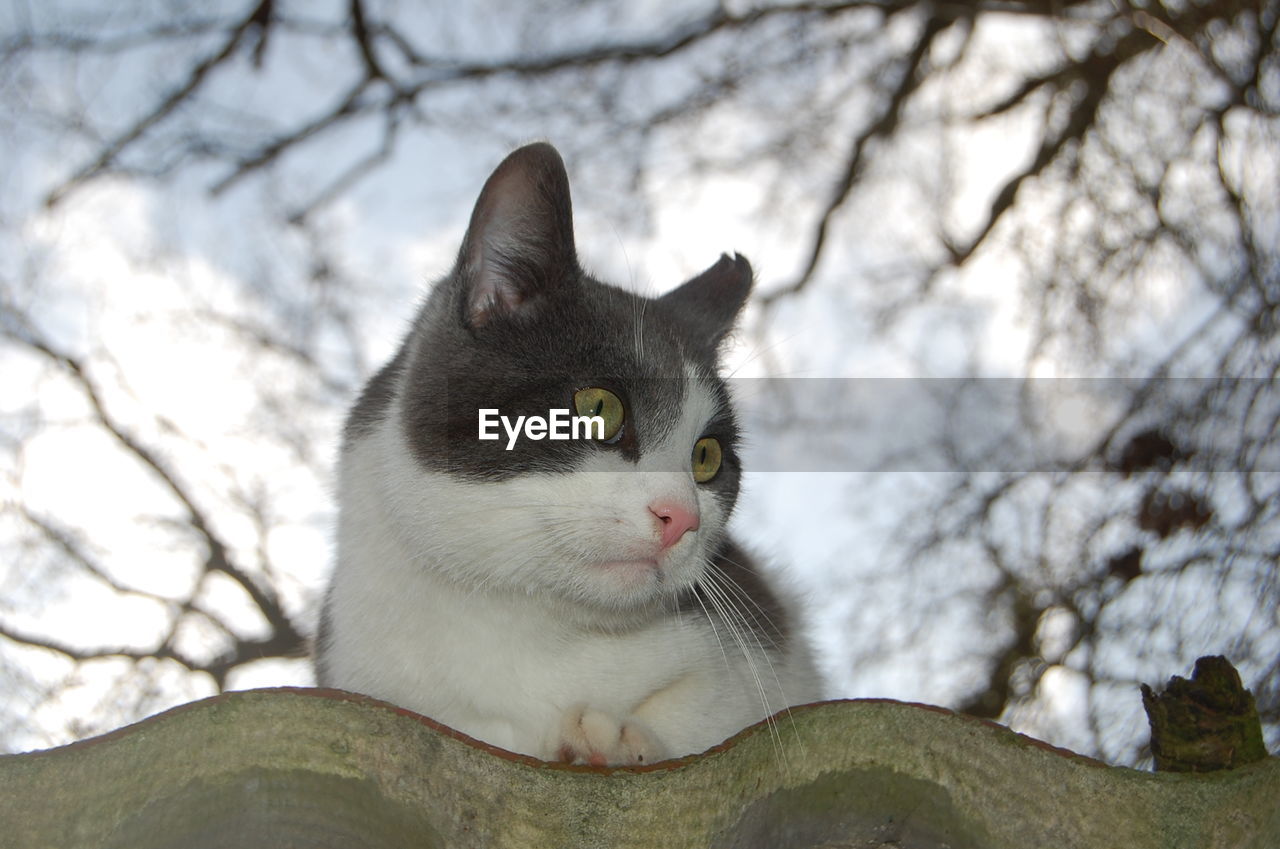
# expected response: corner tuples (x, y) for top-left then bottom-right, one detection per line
(545, 278), (694, 374)
(570, 285), (718, 441)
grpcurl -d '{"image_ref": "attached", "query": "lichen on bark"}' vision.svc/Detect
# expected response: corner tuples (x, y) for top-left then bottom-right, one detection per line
(1141, 655), (1269, 773)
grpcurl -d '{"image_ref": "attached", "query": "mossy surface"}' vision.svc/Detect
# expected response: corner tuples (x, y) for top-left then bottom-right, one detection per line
(1, 689), (1277, 849)
(104, 768), (443, 849)
(710, 767), (993, 849)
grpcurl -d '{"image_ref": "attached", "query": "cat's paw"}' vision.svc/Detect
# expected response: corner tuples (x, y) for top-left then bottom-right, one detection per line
(555, 704), (666, 767)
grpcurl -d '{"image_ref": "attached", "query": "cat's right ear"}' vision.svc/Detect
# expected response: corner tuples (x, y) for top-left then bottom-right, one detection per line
(455, 143), (579, 330)
(659, 253), (754, 356)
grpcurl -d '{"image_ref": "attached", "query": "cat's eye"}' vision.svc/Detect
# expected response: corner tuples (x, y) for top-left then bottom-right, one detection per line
(572, 387), (625, 442)
(691, 437), (722, 483)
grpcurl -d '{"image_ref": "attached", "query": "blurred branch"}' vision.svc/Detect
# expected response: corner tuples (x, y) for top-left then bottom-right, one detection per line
(43, 0), (276, 208)
(761, 10), (954, 306)
(0, 620), (188, 668)
(347, 0), (385, 81)
(957, 572), (1044, 719)
(0, 319), (305, 688)
(943, 28), (1154, 268)
(36, 1), (1112, 209)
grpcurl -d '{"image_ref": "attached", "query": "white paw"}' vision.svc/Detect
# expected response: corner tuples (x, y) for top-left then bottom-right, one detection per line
(555, 704), (666, 766)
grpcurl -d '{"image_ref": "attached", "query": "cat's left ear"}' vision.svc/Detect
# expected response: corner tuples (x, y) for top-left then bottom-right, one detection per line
(456, 143), (578, 329)
(659, 253), (754, 355)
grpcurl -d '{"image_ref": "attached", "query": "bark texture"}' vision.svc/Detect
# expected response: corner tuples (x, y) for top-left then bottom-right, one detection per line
(1142, 655), (1269, 773)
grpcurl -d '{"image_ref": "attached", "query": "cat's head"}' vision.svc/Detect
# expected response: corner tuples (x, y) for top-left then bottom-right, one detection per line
(358, 143), (753, 622)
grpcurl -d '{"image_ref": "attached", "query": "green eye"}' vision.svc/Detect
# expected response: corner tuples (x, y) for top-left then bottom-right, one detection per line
(572, 387), (625, 442)
(692, 437), (722, 483)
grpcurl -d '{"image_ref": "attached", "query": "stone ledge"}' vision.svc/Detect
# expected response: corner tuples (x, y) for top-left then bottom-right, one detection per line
(2, 687), (1276, 848)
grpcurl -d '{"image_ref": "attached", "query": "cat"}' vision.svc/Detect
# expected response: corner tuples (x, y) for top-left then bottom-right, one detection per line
(314, 142), (822, 765)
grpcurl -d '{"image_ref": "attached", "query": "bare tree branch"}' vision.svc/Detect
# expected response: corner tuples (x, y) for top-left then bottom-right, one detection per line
(761, 9), (954, 305)
(0, 321), (305, 684)
(944, 28), (1155, 267)
(43, 0), (276, 208)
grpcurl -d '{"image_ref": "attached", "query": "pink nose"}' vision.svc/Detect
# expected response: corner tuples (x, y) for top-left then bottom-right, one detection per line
(650, 501), (699, 550)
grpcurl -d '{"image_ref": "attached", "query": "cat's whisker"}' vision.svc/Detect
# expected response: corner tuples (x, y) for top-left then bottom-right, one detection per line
(631, 286), (647, 364)
(695, 570), (787, 766)
(704, 561), (809, 762)
(706, 554), (785, 649)
(686, 585), (734, 672)
(723, 327), (812, 380)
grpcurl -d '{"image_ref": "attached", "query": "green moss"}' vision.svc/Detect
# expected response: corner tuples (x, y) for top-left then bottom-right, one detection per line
(105, 768), (443, 849)
(712, 768), (992, 849)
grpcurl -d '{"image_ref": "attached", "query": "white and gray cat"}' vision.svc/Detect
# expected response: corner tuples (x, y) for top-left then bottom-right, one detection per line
(314, 143), (822, 765)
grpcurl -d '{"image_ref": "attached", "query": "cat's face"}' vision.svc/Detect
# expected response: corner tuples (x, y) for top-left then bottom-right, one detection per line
(356, 144), (753, 620)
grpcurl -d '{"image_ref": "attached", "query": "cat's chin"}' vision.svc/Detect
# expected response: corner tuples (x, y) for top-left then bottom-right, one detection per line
(594, 558), (660, 579)
(594, 558), (708, 609)
(579, 561), (666, 610)
(551, 558), (693, 623)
